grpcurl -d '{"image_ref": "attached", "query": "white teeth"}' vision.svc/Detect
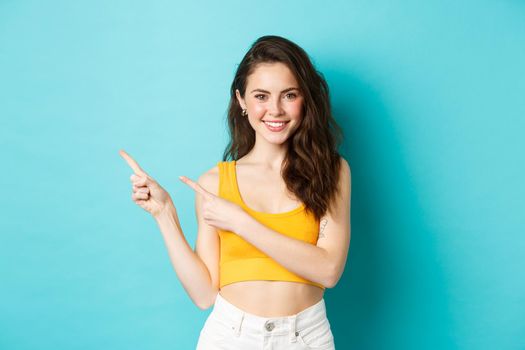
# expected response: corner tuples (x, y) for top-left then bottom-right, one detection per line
(264, 121), (286, 127)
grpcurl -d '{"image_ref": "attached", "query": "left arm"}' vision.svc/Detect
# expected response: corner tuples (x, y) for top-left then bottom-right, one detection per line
(234, 158), (352, 288)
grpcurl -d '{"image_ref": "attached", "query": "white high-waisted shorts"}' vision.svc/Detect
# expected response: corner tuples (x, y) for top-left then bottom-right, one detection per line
(196, 292), (335, 349)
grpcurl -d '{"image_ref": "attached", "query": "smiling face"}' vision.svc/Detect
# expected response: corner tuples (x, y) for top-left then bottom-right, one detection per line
(236, 62), (304, 145)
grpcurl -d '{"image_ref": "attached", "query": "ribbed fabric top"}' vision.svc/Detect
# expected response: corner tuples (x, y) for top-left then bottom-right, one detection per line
(217, 160), (325, 290)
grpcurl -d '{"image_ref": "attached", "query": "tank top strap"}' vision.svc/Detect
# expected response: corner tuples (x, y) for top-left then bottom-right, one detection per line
(217, 161), (239, 203)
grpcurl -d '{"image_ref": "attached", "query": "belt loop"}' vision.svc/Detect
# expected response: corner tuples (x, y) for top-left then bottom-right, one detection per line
(233, 312), (244, 337)
(289, 315), (298, 343)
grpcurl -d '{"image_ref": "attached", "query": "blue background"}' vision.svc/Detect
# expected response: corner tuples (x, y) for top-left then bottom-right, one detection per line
(1, 1), (524, 349)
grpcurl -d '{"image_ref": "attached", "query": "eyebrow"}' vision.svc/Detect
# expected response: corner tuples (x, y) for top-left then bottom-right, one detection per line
(250, 87), (300, 94)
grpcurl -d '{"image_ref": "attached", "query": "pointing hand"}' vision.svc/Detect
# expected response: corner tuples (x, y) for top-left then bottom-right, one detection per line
(120, 149), (173, 218)
(179, 175), (248, 234)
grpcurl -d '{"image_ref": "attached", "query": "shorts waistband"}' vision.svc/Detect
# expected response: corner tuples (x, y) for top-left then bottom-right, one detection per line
(211, 292), (327, 337)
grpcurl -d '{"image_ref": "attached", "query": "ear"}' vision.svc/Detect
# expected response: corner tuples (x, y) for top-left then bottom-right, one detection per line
(235, 89), (247, 110)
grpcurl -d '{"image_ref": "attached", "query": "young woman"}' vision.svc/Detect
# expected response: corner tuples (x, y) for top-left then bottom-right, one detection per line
(120, 35), (351, 350)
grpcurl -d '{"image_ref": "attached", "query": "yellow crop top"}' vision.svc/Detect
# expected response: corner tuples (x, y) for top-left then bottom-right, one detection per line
(217, 160), (325, 290)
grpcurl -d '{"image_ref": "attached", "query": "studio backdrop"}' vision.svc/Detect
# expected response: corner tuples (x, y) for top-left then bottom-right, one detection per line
(1, 1), (524, 349)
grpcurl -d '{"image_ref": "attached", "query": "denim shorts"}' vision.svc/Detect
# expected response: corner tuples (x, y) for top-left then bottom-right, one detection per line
(196, 292), (335, 349)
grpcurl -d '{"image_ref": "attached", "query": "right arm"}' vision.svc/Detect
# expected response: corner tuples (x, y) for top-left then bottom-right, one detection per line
(154, 167), (220, 310)
(120, 149), (220, 310)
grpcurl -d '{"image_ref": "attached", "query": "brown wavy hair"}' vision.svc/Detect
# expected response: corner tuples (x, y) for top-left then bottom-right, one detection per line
(222, 35), (344, 222)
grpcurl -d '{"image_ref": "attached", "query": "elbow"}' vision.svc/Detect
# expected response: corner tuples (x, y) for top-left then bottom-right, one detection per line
(196, 301), (212, 310)
(323, 264), (341, 289)
(195, 298), (212, 310)
(195, 289), (219, 310)
(324, 275), (337, 289)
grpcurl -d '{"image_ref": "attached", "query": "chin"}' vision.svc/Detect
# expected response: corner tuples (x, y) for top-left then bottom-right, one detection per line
(265, 136), (290, 145)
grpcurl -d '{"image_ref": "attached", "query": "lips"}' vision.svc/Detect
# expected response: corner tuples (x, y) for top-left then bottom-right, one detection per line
(263, 120), (289, 132)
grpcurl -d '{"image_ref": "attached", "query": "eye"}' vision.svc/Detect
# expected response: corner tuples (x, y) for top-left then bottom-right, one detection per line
(254, 94), (267, 101)
(285, 93), (298, 99)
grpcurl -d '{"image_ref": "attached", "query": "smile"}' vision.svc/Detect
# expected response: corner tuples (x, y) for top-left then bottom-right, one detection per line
(263, 120), (289, 132)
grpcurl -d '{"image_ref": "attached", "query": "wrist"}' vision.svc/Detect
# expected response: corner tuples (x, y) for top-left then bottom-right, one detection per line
(154, 200), (176, 222)
(234, 210), (253, 237)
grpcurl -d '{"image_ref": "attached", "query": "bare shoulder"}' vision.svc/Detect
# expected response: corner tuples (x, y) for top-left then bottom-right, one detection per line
(340, 155), (350, 172)
(197, 163), (220, 197)
(339, 156), (351, 188)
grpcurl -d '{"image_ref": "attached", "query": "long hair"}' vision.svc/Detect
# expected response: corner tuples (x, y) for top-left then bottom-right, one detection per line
(222, 35), (344, 222)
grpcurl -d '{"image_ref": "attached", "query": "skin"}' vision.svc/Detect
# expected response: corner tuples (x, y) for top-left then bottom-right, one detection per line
(221, 62), (327, 314)
(119, 62), (351, 317)
(234, 61), (304, 169)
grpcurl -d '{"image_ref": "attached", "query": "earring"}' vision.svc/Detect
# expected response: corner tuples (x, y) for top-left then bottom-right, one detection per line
(242, 109), (247, 116)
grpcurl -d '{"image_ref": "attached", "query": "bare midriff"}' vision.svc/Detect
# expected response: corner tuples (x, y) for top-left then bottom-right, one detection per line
(219, 280), (325, 317)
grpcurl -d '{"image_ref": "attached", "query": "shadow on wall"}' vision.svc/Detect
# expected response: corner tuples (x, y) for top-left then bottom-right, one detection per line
(322, 65), (455, 349)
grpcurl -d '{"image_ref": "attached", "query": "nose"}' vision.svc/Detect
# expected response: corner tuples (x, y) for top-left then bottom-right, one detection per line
(268, 97), (284, 117)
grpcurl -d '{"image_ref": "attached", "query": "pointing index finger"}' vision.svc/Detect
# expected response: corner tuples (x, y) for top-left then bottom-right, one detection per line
(179, 176), (213, 200)
(119, 149), (149, 177)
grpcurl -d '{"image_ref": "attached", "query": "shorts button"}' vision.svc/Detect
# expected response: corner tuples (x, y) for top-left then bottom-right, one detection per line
(265, 321), (275, 331)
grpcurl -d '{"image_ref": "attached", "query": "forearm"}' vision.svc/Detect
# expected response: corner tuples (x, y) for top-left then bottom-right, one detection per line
(236, 216), (335, 288)
(154, 202), (216, 309)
